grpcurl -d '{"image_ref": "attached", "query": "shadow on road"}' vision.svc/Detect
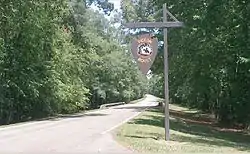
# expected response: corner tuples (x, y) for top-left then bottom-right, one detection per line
(114, 106), (158, 112)
(61, 113), (109, 118)
(114, 106), (147, 111)
(36, 113), (109, 121)
(113, 101), (159, 112)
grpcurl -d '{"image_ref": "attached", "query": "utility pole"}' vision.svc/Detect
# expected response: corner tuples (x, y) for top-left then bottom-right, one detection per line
(124, 3), (183, 141)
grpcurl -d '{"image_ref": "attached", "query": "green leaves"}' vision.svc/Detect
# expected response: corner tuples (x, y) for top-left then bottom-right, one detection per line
(0, 0), (85, 123)
(0, 0), (147, 124)
(123, 0), (250, 126)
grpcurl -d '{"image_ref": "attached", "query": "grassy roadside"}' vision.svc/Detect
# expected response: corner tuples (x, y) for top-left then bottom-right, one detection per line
(115, 104), (250, 154)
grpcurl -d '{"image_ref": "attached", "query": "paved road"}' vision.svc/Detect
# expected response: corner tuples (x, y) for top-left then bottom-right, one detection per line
(0, 95), (158, 154)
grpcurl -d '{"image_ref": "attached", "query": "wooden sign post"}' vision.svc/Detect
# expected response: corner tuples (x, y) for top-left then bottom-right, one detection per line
(124, 3), (183, 141)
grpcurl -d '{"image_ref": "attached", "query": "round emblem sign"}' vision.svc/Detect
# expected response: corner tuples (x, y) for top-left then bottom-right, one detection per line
(137, 43), (153, 59)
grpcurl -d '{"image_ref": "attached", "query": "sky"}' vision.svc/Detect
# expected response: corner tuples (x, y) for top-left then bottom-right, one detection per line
(109, 0), (121, 10)
(91, 0), (152, 76)
(107, 0), (121, 21)
(91, 0), (121, 20)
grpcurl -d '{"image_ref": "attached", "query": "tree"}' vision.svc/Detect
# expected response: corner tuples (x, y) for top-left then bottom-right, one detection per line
(121, 0), (250, 127)
(0, 0), (147, 125)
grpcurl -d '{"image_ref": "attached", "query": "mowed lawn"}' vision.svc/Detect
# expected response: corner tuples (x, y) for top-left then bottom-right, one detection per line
(115, 104), (250, 154)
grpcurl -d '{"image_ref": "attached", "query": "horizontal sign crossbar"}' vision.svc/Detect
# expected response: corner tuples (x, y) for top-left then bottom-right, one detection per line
(123, 22), (184, 28)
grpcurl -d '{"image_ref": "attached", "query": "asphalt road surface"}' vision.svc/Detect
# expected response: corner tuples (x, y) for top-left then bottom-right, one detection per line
(0, 95), (158, 154)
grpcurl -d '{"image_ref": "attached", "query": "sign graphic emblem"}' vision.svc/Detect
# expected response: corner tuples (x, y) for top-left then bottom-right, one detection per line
(131, 34), (158, 75)
(138, 43), (152, 57)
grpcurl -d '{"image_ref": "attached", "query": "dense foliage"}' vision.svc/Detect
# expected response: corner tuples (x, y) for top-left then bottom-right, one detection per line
(121, 0), (250, 127)
(0, 0), (147, 125)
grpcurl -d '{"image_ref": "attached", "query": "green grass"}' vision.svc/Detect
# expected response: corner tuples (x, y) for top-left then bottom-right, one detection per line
(115, 104), (250, 154)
